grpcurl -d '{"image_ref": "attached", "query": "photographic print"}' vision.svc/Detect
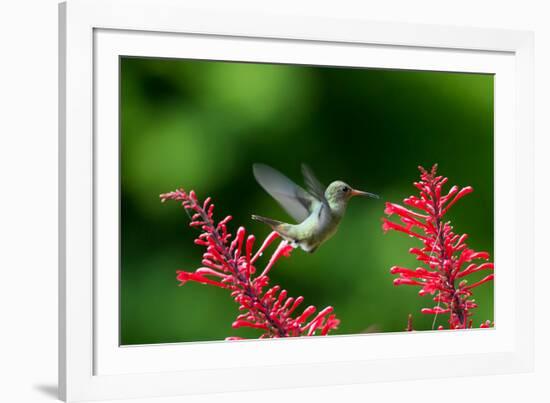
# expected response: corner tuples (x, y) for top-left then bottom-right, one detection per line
(120, 57), (494, 345)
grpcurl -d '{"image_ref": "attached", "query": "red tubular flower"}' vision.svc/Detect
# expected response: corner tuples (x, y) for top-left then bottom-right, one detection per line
(160, 189), (340, 339)
(383, 165), (494, 330)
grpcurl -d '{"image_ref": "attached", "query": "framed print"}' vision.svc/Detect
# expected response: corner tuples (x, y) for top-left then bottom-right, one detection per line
(59, 0), (534, 401)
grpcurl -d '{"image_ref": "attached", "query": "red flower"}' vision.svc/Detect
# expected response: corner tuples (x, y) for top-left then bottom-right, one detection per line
(383, 165), (494, 329)
(160, 189), (340, 339)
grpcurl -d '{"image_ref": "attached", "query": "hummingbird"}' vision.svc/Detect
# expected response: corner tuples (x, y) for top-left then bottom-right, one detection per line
(251, 163), (379, 253)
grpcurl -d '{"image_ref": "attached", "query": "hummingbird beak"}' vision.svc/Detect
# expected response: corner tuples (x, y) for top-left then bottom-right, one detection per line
(351, 189), (380, 199)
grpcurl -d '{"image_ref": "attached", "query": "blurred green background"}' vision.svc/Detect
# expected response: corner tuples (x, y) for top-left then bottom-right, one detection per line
(120, 57), (494, 345)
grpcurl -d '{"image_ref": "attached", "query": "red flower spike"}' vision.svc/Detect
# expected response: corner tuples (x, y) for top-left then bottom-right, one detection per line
(160, 189), (340, 339)
(383, 165), (494, 330)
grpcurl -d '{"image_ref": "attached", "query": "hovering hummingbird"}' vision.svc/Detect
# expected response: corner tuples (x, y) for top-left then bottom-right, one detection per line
(251, 163), (379, 253)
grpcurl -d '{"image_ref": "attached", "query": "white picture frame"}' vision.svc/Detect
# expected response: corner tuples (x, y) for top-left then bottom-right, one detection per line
(59, 0), (534, 401)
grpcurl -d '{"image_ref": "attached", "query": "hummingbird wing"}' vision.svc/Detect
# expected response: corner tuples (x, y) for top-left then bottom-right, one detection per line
(301, 164), (329, 205)
(253, 163), (321, 223)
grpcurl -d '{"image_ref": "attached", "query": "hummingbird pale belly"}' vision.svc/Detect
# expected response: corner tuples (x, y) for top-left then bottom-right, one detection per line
(270, 205), (342, 253)
(281, 207), (341, 253)
(251, 163), (379, 254)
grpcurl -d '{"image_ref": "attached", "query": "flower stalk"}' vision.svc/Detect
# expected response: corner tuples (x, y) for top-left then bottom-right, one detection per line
(160, 189), (340, 339)
(383, 165), (494, 329)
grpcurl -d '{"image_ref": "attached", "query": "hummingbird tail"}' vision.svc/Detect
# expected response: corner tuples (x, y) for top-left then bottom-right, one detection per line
(251, 214), (283, 229)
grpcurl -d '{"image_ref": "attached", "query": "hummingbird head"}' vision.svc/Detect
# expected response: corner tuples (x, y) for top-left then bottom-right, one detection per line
(325, 181), (379, 214)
